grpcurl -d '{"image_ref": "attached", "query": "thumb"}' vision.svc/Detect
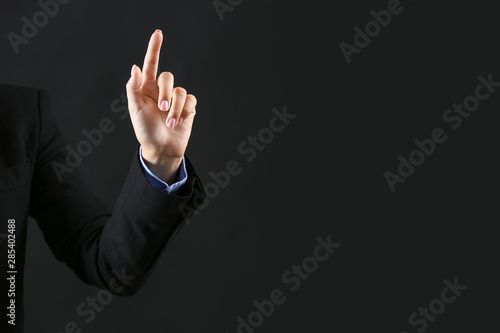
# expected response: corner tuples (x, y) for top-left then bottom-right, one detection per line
(126, 64), (144, 116)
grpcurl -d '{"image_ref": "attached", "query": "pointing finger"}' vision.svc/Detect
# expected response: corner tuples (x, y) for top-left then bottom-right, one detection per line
(142, 30), (163, 82)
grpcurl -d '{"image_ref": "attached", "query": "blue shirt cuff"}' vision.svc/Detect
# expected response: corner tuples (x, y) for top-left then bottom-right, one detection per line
(138, 146), (188, 194)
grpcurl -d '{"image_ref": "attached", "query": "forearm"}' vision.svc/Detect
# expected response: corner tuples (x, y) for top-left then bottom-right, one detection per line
(32, 138), (204, 296)
(66, 151), (205, 295)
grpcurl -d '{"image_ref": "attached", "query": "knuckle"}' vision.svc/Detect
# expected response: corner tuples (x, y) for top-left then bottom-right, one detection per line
(187, 94), (197, 106)
(174, 87), (187, 96)
(159, 71), (174, 81)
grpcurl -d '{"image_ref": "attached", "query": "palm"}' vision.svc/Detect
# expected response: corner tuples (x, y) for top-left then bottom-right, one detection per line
(133, 93), (192, 158)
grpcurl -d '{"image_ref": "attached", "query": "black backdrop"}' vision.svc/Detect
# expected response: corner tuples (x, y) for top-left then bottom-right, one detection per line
(1, 0), (499, 332)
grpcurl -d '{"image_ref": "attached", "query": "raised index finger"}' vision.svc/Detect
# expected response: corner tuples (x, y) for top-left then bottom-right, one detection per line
(142, 30), (163, 81)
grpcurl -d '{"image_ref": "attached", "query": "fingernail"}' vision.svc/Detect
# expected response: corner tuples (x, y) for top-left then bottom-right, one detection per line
(159, 100), (169, 111)
(178, 117), (184, 124)
(167, 118), (176, 128)
(155, 29), (162, 34)
(131, 65), (135, 77)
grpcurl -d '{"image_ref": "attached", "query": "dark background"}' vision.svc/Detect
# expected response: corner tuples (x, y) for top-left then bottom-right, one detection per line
(1, 0), (499, 332)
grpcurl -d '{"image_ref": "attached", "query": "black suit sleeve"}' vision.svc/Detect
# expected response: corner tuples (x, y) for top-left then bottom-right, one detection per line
(28, 89), (206, 295)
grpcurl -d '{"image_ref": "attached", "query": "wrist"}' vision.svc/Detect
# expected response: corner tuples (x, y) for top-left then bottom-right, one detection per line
(141, 148), (183, 184)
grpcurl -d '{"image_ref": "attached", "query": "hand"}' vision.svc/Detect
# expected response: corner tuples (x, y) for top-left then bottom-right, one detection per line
(126, 30), (197, 184)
